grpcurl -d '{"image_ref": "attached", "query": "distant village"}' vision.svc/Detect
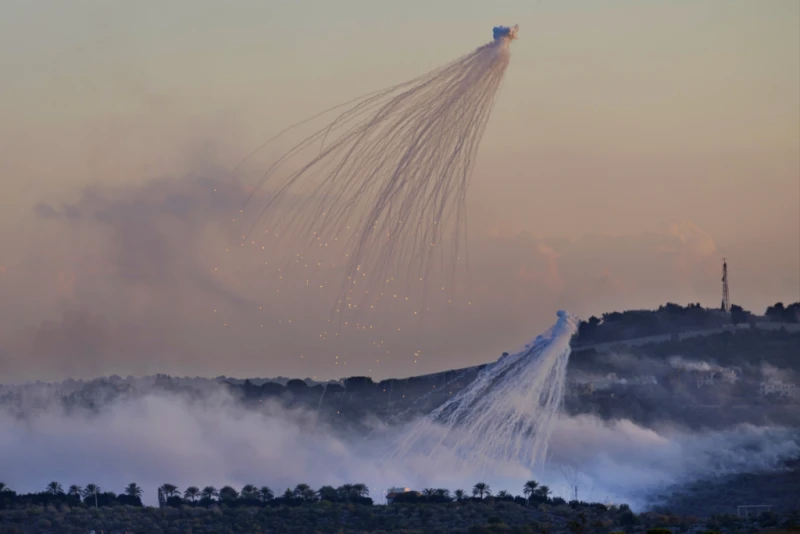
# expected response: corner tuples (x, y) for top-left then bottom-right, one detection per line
(565, 290), (800, 406)
(567, 369), (796, 401)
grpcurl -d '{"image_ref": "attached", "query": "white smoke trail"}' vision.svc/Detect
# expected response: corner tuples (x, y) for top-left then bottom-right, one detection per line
(231, 26), (519, 317)
(388, 311), (579, 477)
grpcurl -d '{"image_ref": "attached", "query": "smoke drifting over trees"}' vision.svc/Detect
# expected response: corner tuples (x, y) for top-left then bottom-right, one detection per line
(2, 321), (798, 513)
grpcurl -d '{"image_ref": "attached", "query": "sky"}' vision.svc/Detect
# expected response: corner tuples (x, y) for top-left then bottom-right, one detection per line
(0, 0), (798, 383)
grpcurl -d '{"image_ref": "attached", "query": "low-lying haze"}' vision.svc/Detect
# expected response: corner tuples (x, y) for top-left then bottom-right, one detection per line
(2, 380), (797, 511)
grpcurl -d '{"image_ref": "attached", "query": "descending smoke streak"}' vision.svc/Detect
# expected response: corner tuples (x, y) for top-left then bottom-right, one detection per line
(234, 25), (518, 315)
(389, 311), (579, 476)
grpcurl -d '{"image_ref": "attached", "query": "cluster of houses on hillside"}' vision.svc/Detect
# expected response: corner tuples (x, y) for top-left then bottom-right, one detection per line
(694, 368), (741, 387)
(567, 373), (659, 397)
(567, 369), (797, 401)
(759, 381), (796, 398)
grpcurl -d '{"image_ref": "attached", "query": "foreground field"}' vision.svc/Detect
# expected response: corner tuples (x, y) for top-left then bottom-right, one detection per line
(0, 500), (798, 534)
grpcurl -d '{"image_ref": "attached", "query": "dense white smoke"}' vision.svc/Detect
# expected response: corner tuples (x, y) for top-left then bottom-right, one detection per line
(388, 311), (577, 477)
(2, 312), (796, 511)
(545, 416), (800, 508)
(1, 385), (796, 511)
(668, 355), (715, 372)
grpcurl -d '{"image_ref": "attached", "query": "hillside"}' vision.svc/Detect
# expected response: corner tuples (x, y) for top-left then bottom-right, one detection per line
(2, 303), (799, 432)
(1, 493), (798, 534)
(650, 457), (800, 517)
(2, 302), (798, 520)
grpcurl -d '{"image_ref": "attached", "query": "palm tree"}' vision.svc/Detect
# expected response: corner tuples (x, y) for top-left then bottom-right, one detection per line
(422, 488), (436, 497)
(435, 489), (451, 499)
(67, 485), (82, 498)
(83, 484), (100, 508)
(472, 482), (491, 500)
(183, 486), (200, 502)
(45, 481), (63, 495)
(124, 483), (143, 499)
(159, 484), (179, 499)
(201, 486), (219, 500)
(240, 484), (259, 500)
(497, 490), (510, 499)
(454, 489), (466, 501)
(219, 486), (239, 502)
(523, 480), (539, 500)
(82, 484), (99, 498)
(536, 485), (551, 499)
(0, 483), (10, 493)
(259, 486), (274, 502)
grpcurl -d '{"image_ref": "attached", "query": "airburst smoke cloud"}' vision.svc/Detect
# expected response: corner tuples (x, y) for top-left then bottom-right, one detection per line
(230, 25), (518, 320)
(389, 311), (577, 477)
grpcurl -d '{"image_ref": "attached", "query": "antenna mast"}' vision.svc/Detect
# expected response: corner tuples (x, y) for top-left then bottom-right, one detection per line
(721, 258), (730, 313)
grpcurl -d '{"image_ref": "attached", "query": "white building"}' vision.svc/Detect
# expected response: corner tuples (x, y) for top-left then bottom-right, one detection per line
(696, 372), (719, 387)
(759, 381), (796, 398)
(696, 368), (740, 388)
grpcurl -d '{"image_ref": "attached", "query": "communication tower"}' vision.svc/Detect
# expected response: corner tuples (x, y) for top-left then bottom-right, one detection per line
(721, 258), (730, 313)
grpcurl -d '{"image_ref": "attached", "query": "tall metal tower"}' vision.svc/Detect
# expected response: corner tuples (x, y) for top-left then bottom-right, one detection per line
(721, 258), (730, 313)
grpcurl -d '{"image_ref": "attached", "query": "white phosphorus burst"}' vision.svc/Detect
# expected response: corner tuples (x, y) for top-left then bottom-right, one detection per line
(232, 25), (519, 318)
(389, 311), (579, 477)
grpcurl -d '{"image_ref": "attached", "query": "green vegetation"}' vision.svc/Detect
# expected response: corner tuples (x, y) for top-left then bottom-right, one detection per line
(574, 301), (800, 345)
(650, 458), (800, 517)
(1, 479), (798, 533)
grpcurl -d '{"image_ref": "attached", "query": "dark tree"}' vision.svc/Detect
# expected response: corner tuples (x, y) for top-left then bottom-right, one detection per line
(259, 486), (274, 502)
(523, 480), (538, 500)
(219, 486), (239, 502)
(183, 486), (200, 502)
(201, 486), (218, 500)
(730, 304), (748, 325)
(45, 482), (63, 496)
(159, 484), (179, 499)
(472, 482), (491, 499)
(124, 483), (143, 499)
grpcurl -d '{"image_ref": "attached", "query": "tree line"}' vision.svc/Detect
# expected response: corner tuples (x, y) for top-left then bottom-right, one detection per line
(0, 481), (371, 509)
(575, 301), (800, 345)
(0, 481), (141, 509)
(391, 480), (556, 504)
(0, 479), (608, 511)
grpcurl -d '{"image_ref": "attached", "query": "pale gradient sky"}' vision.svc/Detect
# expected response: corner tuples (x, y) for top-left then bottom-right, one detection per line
(0, 1), (798, 382)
